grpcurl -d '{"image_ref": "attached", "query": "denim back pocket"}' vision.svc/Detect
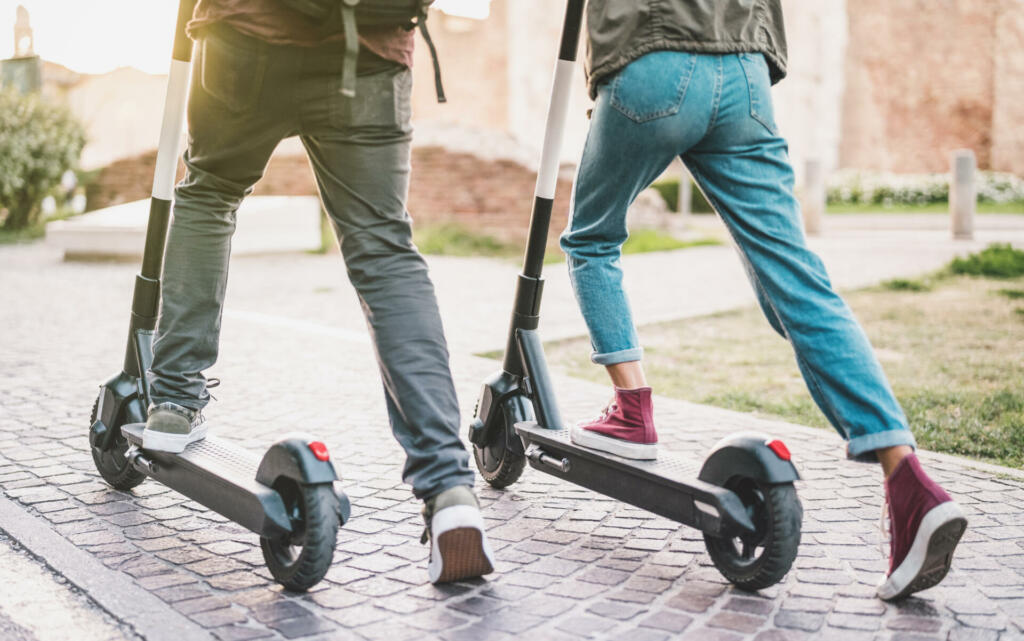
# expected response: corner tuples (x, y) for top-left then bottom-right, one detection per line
(609, 51), (696, 123)
(199, 33), (268, 114)
(738, 53), (778, 135)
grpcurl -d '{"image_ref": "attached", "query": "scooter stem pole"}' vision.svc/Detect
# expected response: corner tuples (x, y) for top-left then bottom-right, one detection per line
(521, 0), (584, 280)
(502, 0), (584, 375)
(123, 0), (196, 377)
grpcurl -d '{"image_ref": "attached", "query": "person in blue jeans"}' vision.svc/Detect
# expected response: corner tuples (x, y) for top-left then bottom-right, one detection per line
(562, 0), (966, 601)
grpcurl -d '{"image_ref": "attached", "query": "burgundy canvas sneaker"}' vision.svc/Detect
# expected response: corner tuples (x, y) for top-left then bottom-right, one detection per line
(570, 387), (658, 460)
(877, 453), (967, 601)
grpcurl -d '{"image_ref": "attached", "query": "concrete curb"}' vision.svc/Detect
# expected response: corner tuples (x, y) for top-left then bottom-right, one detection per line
(0, 495), (215, 641)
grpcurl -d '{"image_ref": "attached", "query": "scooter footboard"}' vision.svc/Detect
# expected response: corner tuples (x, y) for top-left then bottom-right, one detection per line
(121, 424), (292, 538)
(515, 422), (755, 537)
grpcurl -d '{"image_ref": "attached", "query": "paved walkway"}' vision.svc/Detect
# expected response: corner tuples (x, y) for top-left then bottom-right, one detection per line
(1, 223), (1023, 641)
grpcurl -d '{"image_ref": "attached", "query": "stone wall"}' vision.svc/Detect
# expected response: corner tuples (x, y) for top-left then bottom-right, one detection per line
(839, 0), (1005, 172)
(85, 147), (572, 245)
(991, 0), (1024, 176)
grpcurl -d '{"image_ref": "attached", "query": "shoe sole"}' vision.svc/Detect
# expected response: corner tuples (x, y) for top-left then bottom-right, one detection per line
(142, 423), (209, 454)
(570, 424), (658, 460)
(428, 505), (495, 584)
(877, 501), (967, 601)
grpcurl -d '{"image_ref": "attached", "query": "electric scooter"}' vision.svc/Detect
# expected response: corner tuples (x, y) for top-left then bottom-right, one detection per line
(87, 0), (349, 592)
(469, 0), (803, 590)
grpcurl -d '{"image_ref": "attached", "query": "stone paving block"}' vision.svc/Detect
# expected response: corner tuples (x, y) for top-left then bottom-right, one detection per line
(554, 614), (610, 637)
(708, 611), (768, 634)
(774, 610), (825, 632)
(640, 609), (695, 633)
(212, 625), (276, 641)
(266, 616), (337, 639)
(191, 607), (250, 627)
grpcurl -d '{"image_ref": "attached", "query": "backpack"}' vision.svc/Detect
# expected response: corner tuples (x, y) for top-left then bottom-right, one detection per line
(281, 0), (446, 102)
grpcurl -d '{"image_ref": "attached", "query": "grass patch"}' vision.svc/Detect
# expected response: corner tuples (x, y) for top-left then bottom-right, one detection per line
(413, 223), (520, 259)
(997, 288), (1024, 300)
(879, 277), (931, 292)
(950, 243), (1024, 278)
(545, 270), (1024, 468)
(623, 230), (721, 254)
(826, 201), (1024, 215)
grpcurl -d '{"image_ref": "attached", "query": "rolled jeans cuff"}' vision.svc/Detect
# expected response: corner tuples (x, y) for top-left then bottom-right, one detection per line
(591, 346), (644, 366)
(846, 428), (917, 463)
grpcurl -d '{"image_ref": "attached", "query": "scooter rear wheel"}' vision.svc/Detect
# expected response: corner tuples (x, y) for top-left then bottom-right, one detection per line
(90, 397), (146, 491)
(703, 478), (802, 591)
(260, 479), (339, 592)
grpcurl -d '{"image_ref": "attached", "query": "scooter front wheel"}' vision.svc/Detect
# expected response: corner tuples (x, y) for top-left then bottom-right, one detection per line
(473, 437), (526, 489)
(260, 480), (339, 591)
(703, 478), (802, 591)
(90, 396), (147, 491)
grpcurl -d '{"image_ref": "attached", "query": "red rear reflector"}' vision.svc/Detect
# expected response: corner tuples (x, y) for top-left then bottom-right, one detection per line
(766, 439), (791, 461)
(308, 441), (330, 461)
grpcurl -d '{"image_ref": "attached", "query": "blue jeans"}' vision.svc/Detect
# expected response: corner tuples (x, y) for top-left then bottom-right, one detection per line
(560, 51), (916, 460)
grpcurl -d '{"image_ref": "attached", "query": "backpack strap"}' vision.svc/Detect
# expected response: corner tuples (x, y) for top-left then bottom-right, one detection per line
(416, 14), (446, 103)
(340, 0), (360, 98)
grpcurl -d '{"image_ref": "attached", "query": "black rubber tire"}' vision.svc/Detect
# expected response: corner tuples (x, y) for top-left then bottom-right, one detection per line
(260, 481), (339, 592)
(704, 479), (802, 591)
(473, 435), (526, 489)
(90, 396), (146, 491)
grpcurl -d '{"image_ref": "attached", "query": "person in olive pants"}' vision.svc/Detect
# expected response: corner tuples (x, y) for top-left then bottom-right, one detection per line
(145, 22), (494, 583)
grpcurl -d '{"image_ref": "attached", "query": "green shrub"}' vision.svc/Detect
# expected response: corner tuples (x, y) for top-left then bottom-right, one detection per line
(950, 243), (1024, 278)
(881, 278), (931, 292)
(0, 89), (86, 230)
(997, 288), (1024, 300)
(650, 178), (714, 213)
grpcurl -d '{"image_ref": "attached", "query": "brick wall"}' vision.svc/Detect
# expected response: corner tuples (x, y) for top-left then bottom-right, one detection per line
(839, 0), (1015, 172)
(85, 147), (573, 244)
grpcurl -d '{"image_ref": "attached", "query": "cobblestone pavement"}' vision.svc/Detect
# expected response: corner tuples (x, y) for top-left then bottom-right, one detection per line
(2, 242), (1023, 641)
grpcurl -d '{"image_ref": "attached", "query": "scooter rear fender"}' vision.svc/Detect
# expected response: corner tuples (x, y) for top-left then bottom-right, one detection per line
(698, 432), (800, 487)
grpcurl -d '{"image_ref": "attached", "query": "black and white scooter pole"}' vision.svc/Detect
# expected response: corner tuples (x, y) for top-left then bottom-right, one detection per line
(123, 0), (196, 378)
(501, 0), (585, 376)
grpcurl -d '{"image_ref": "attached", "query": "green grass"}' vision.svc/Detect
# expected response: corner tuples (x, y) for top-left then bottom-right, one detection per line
(997, 288), (1024, 300)
(622, 229), (722, 254)
(413, 223), (521, 259)
(544, 249), (1024, 468)
(408, 222), (720, 263)
(950, 243), (1024, 278)
(0, 208), (78, 245)
(826, 201), (1024, 215)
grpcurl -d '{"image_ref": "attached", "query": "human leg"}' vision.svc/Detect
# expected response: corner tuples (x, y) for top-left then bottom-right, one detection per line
(146, 26), (293, 451)
(685, 52), (963, 599)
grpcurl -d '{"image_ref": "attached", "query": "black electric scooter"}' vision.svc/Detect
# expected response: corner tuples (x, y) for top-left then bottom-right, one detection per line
(469, 0), (803, 590)
(88, 0), (349, 592)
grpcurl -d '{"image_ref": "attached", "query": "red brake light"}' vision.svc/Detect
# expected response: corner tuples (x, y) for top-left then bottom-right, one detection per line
(766, 439), (791, 461)
(308, 441), (330, 461)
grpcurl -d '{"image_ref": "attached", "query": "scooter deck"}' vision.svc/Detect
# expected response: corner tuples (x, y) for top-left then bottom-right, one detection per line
(121, 423), (292, 538)
(515, 422), (755, 537)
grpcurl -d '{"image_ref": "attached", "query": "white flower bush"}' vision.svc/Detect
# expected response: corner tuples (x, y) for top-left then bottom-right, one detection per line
(827, 170), (1024, 206)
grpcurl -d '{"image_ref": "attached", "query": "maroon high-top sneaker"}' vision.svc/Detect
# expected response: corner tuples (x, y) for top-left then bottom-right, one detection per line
(570, 387), (658, 460)
(877, 453), (967, 600)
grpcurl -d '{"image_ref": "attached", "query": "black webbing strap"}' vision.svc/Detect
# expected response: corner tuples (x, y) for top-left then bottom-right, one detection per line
(341, 1), (359, 98)
(417, 16), (446, 103)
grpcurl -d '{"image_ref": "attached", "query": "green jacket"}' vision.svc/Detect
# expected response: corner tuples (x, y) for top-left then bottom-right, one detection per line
(585, 0), (788, 99)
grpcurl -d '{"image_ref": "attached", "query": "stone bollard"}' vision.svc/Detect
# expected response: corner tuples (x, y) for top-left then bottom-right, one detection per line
(950, 149), (976, 240)
(803, 158), (825, 236)
(677, 161), (693, 229)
